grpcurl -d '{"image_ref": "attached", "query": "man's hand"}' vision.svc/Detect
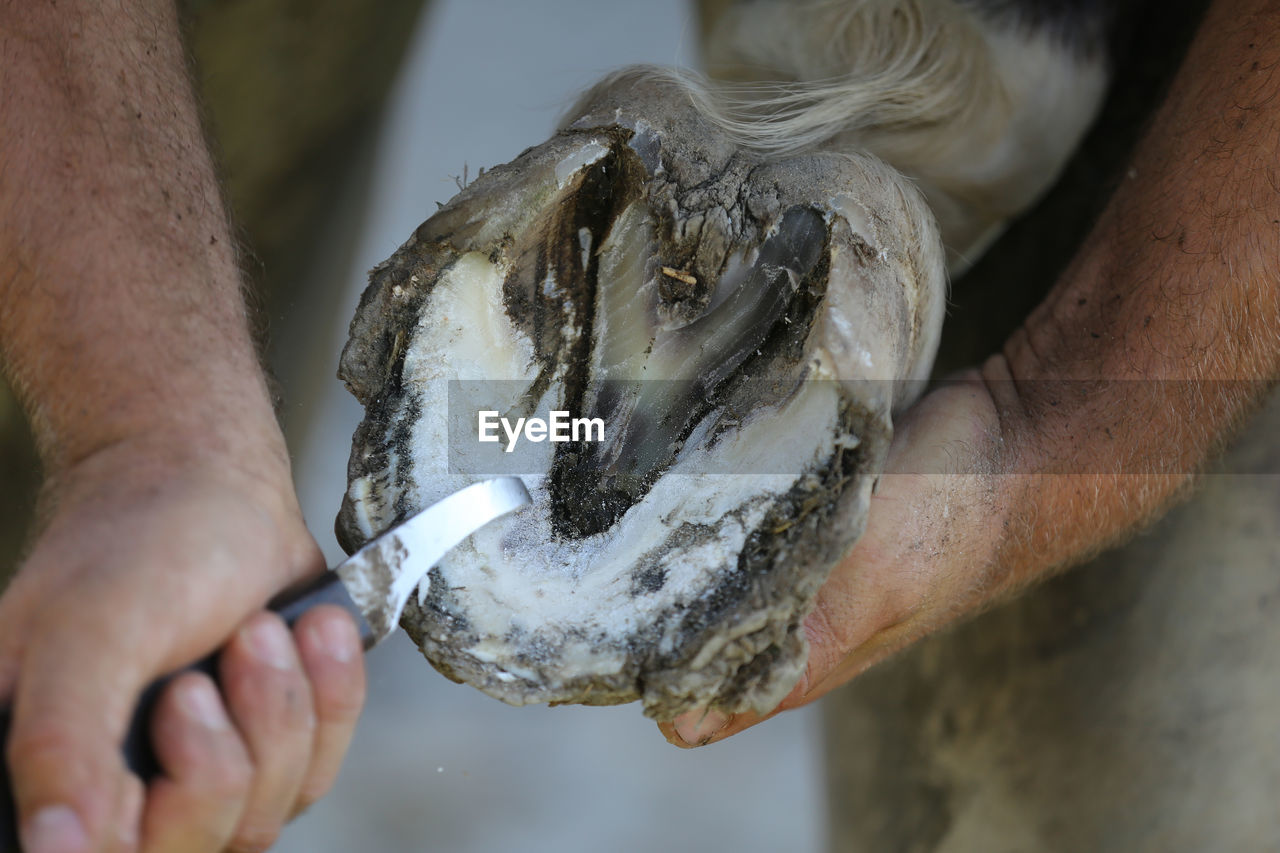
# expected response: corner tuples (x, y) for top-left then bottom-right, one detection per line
(0, 1), (369, 848)
(663, 379), (1015, 745)
(0, 439), (366, 852)
(664, 0), (1280, 747)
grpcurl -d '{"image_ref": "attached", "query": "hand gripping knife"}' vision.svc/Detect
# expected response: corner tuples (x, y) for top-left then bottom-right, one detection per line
(0, 476), (530, 850)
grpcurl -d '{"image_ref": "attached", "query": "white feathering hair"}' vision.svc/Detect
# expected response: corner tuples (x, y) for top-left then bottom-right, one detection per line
(567, 0), (1108, 269)
(697, 0), (1004, 159)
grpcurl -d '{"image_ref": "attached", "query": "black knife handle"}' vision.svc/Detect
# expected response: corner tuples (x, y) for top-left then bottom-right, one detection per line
(0, 572), (374, 851)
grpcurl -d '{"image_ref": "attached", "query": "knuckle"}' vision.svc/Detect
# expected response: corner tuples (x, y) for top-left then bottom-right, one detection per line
(315, 680), (365, 722)
(802, 608), (844, 673)
(294, 776), (333, 812)
(7, 719), (79, 771)
(227, 823), (281, 853)
(226, 666), (318, 736)
(275, 680), (318, 735)
(203, 743), (253, 800)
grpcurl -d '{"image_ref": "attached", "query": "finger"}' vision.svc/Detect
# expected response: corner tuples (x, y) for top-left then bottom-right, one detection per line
(662, 708), (734, 748)
(291, 607), (366, 815)
(8, 609), (151, 853)
(660, 638), (889, 748)
(140, 673), (252, 852)
(220, 612), (316, 852)
(661, 663), (806, 748)
(662, 614), (837, 748)
(661, 590), (944, 748)
(661, 699), (787, 748)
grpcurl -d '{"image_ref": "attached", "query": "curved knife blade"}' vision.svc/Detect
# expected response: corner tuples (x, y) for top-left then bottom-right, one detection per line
(337, 476), (531, 644)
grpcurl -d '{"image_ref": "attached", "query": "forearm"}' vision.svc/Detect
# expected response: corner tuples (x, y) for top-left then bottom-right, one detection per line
(0, 0), (282, 483)
(990, 0), (1280, 587)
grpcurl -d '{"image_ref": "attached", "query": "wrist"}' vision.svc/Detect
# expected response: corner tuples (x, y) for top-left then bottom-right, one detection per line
(36, 413), (299, 537)
(978, 351), (1198, 592)
(16, 331), (277, 462)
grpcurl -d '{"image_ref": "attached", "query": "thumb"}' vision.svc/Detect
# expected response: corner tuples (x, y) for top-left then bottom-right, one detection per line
(661, 667), (810, 748)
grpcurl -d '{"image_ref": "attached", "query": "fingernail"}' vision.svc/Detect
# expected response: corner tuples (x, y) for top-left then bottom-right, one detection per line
(179, 678), (229, 730)
(21, 805), (89, 853)
(245, 616), (293, 669)
(312, 613), (359, 664)
(673, 710), (730, 746)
